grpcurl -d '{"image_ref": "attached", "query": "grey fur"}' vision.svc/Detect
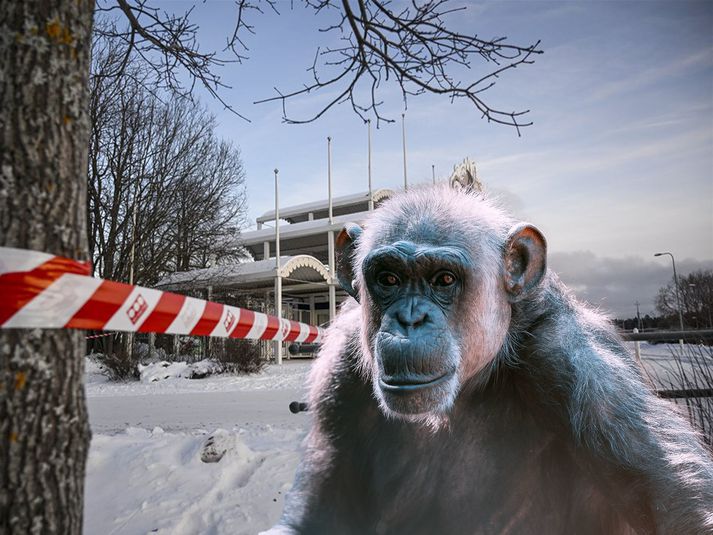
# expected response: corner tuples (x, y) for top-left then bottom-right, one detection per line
(268, 186), (713, 535)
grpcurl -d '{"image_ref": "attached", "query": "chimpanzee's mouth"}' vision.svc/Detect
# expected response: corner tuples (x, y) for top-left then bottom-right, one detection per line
(379, 371), (453, 392)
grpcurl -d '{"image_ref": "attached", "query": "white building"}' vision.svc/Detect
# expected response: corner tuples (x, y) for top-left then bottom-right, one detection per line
(157, 157), (480, 362)
(157, 189), (395, 361)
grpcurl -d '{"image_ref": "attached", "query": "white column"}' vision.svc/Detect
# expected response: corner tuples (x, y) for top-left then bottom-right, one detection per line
(275, 275), (283, 363)
(274, 169), (282, 365)
(263, 241), (270, 261)
(328, 230), (336, 321)
(329, 284), (336, 322)
(633, 328), (642, 366)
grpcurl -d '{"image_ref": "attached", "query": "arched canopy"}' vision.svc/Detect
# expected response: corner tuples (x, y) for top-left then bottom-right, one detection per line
(280, 255), (330, 283)
(156, 254), (331, 295)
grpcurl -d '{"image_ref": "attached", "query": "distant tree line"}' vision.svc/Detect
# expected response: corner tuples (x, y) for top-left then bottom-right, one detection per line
(616, 315), (667, 332)
(87, 19), (248, 288)
(614, 269), (713, 331)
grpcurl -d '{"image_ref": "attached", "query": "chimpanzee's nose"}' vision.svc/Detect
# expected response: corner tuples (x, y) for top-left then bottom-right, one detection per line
(396, 299), (428, 329)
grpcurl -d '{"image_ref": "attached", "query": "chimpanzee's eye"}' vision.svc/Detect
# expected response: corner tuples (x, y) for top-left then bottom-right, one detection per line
(432, 271), (457, 287)
(377, 272), (400, 287)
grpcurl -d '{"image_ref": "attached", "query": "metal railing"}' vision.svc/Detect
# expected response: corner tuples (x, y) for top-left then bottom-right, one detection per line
(620, 329), (713, 343)
(621, 330), (713, 399)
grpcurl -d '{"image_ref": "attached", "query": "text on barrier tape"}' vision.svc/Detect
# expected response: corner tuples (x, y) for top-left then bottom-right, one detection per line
(0, 247), (324, 343)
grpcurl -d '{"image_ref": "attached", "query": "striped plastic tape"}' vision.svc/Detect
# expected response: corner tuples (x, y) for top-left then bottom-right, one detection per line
(0, 246), (323, 343)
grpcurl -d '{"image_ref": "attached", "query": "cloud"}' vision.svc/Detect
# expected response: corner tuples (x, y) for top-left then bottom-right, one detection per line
(549, 251), (713, 318)
(588, 49), (713, 102)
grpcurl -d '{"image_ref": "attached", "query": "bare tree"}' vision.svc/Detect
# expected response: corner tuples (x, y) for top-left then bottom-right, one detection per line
(656, 269), (713, 329)
(96, 0), (542, 131)
(171, 139), (248, 273)
(88, 33), (247, 287)
(0, 2), (94, 533)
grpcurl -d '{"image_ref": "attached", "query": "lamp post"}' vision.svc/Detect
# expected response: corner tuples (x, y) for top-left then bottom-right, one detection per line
(654, 252), (684, 333)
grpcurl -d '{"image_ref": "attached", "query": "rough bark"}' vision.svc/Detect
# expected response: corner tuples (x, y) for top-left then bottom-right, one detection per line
(0, 1), (94, 534)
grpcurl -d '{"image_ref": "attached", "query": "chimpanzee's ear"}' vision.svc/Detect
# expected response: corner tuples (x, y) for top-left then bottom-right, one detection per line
(335, 223), (363, 302)
(503, 223), (547, 302)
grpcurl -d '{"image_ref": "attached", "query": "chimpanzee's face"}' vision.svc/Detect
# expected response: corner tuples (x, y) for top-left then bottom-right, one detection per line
(361, 240), (470, 417)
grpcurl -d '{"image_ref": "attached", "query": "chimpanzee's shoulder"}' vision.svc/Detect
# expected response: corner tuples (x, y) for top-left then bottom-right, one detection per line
(306, 300), (371, 419)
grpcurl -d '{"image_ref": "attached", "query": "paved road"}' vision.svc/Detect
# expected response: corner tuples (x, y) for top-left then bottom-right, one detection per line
(87, 389), (310, 434)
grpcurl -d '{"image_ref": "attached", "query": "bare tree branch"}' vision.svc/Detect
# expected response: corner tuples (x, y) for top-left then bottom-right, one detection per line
(96, 0), (261, 121)
(97, 0), (542, 131)
(256, 0), (543, 132)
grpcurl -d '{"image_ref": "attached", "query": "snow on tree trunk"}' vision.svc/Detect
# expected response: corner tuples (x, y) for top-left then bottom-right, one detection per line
(0, 2), (94, 533)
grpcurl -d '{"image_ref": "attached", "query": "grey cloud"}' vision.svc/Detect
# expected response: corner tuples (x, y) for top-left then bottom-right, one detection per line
(548, 251), (713, 319)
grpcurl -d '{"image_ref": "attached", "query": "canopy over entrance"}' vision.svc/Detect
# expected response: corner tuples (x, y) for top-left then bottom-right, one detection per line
(156, 255), (331, 295)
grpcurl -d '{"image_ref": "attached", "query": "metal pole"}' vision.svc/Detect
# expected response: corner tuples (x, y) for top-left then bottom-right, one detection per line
(367, 120), (373, 211)
(672, 256), (684, 331)
(401, 113), (408, 191)
(274, 169), (282, 365)
(432, 164), (436, 185)
(275, 169), (281, 267)
(206, 285), (212, 358)
(327, 137), (333, 224)
(655, 252), (685, 345)
(635, 300), (642, 331)
(327, 137), (337, 323)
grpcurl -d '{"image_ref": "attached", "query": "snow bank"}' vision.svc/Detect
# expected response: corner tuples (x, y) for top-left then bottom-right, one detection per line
(85, 356), (111, 385)
(84, 426), (302, 534)
(86, 360), (311, 397)
(84, 360), (313, 533)
(137, 359), (223, 383)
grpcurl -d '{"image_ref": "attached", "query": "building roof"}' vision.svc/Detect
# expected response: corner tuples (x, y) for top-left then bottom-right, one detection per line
(156, 255), (331, 294)
(256, 188), (394, 225)
(241, 209), (376, 263)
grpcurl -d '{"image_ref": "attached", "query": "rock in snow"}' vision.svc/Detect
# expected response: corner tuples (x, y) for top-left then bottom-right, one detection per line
(83, 360), (312, 534)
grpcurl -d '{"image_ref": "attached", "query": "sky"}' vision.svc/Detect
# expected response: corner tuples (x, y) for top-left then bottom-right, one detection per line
(155, 0), (713, 319)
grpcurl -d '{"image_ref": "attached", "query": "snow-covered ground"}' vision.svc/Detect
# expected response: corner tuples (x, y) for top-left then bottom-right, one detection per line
(85, 343), (710, 534)
(84, 359), (313, 535)
(629, 341), (711, 388)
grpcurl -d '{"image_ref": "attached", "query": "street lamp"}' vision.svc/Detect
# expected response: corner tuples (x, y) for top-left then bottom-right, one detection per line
(654, 252), (684, 332)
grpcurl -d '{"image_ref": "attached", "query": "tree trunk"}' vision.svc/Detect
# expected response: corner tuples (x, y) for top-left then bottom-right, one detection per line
(0, 2), (94, 534)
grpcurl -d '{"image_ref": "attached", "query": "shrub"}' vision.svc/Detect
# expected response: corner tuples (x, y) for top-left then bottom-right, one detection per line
(211, 338), (266, 375)
(655, 344), (713, 448)
(96, 350), (140, 381)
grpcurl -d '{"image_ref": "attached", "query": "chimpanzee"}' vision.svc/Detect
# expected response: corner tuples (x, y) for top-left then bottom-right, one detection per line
(268, 185), (713, 534)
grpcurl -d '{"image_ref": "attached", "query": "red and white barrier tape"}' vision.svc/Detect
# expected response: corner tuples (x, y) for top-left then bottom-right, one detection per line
(0, 247), (324, 344)
(85, 332), (115, 340)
